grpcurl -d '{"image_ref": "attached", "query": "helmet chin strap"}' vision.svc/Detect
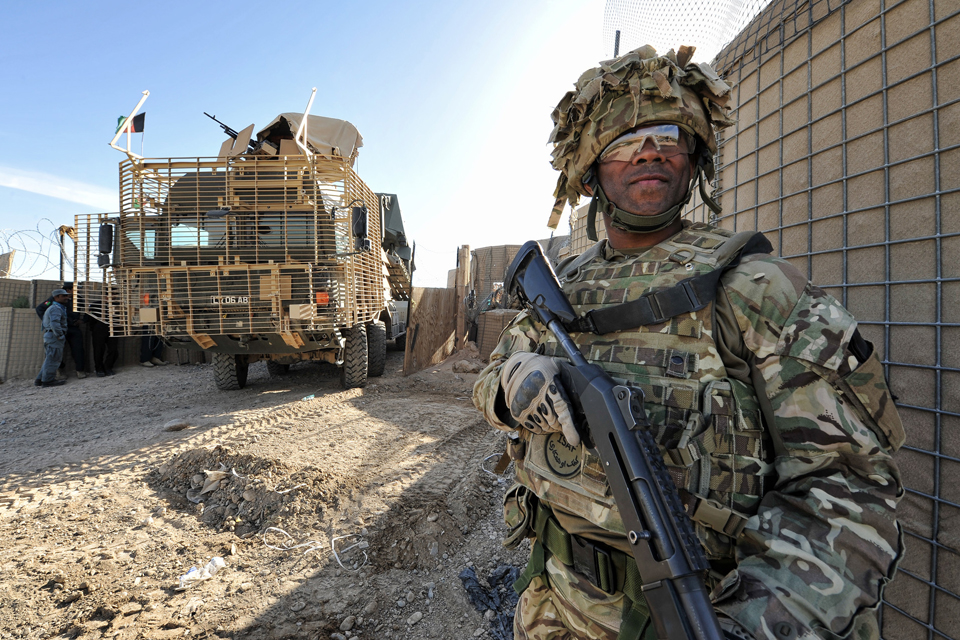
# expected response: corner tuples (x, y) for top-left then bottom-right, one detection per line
(584, 161), (722, 242)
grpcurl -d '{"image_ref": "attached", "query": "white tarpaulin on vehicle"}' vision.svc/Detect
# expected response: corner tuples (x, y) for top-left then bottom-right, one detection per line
(256, 114), (363, 163)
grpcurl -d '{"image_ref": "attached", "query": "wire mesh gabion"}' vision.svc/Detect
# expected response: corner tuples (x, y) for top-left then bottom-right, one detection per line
(603, 0), (775, 61)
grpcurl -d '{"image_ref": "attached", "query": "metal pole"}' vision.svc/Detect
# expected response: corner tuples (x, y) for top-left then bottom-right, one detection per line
(455, 245), (470, 350)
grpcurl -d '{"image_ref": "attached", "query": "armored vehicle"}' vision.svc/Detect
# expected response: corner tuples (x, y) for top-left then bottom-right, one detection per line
(75, 90), (413, 390)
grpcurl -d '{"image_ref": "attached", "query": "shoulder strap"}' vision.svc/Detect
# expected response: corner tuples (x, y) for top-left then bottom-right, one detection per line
(568, 231), (772, 335)
(556, 240), (605, 282)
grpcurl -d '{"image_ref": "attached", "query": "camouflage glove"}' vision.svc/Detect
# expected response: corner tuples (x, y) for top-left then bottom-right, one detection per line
(500, 352), (579, 447)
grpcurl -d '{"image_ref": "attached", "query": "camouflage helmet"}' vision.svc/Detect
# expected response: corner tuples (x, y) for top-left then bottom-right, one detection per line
(546, 45), (734, 229)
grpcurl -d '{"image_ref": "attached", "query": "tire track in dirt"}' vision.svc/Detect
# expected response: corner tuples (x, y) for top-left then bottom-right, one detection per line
(0, 388), (372, 519)
(0, 387), (489, 526)
(338, 395), (500, 522)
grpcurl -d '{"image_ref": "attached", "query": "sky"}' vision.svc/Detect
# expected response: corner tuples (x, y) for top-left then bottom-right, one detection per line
(0, 0), (751, 287)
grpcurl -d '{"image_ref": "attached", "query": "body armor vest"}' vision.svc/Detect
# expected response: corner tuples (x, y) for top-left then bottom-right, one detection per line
(514, 223), (775, 562)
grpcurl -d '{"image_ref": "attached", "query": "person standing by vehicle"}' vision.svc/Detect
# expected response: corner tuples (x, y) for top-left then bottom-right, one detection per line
(35, 289), (70, 387)
(85, 287), (118, 377)
(35, 282), (88, 378)
(140, 331), (167, 367)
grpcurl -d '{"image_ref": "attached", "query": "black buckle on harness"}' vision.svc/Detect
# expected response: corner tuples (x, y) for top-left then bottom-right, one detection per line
(643, 292), (665, 324)
(570, 534), (616, 594)
(678, 279), (705, 310)
(566, 311), (598, 334)
(645, 280), (704, 324)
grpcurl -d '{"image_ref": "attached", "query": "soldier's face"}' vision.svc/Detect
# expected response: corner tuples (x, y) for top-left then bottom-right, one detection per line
(596, 133), (695, 217)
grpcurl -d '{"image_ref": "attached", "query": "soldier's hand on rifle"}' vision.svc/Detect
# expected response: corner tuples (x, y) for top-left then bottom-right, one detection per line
(500, 352), (580, 447)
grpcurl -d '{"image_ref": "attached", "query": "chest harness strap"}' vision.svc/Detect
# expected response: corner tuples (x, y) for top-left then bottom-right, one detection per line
(566, 232), (773, 335)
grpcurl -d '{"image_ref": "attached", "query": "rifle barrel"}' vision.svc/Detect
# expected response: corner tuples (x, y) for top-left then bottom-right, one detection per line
(203, 112), (239, 139)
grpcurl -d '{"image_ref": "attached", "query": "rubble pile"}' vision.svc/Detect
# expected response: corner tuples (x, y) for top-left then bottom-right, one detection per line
(152, 446), (344, 539)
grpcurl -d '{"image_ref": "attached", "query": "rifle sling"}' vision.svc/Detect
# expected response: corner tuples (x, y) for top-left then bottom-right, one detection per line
(566, 232), (773, 335)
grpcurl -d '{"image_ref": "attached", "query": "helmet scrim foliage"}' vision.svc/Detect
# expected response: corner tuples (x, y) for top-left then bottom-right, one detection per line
(547, 45), (734, 228)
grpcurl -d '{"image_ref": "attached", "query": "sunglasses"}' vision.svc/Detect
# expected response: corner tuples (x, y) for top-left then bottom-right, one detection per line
(598, 124), (695, 163)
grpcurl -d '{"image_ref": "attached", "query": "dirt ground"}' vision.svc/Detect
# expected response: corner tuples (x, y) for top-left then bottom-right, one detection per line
(0, 344), (530, 640)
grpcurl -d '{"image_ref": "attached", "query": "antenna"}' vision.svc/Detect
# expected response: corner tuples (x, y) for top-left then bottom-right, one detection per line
(295, 88), (318, 158)
(109, 90), (149, 160)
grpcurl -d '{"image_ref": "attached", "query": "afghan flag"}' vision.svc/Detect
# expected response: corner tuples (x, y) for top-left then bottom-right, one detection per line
(116, 112), (145, 134)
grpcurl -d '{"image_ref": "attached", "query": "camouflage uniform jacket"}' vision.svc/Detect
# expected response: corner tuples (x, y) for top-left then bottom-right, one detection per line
(474, 222), (904, 640)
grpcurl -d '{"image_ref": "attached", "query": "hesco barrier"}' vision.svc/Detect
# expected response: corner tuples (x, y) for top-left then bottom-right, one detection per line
(0, 309), (46, 381)
(477, 309), (520, 361)
(0, 307), (199, 381)
(0, 277), (209, 380)
(569, 0), (958, 636)
(470, 245), (522, 307)
(469, 237), (571, 310)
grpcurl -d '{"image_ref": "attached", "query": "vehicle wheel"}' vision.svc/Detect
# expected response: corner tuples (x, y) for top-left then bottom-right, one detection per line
(395, 332), (407, 351)
(266, 360), (290, 376)
(214, 353), (248, 390)
(367, 321), (386, 377)
(237, 357), (249, 388)
(340, 324), (368, 389)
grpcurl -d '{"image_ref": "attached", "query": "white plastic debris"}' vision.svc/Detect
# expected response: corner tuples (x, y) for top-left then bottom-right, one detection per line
(332, 533), (369, 571)
(176, 556), (226, 591)
(480, 452), (503, 476)
(199, 471), (229, 494)
(262, 526), (326, 555)
(186, 464), (248, 503)
(273, 483), (307, 495)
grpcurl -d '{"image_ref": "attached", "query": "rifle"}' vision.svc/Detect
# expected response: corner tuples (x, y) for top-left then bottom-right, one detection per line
(203, 112), (256, 153)
(504, 241), (723, 640)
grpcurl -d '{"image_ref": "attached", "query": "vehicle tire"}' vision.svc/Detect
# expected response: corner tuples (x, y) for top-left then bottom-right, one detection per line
(237, 357), (249, 388)
(266, 360), (290, 376)
(214, 353), (248, 390)
(395, 332), (407, 351)
(367, 321), (387, 377)
(340, 324), (368, 389)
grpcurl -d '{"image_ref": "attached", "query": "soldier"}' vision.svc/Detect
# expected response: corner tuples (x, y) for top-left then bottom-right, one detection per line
(474, 45), (904, 640)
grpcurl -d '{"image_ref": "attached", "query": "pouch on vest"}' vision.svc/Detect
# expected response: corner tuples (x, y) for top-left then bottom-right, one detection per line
(837, 339), (906, 451)
(503, 483), (537, 549)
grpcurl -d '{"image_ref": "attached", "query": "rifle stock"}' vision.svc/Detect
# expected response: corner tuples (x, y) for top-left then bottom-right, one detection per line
(504, 241), (723, 640)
